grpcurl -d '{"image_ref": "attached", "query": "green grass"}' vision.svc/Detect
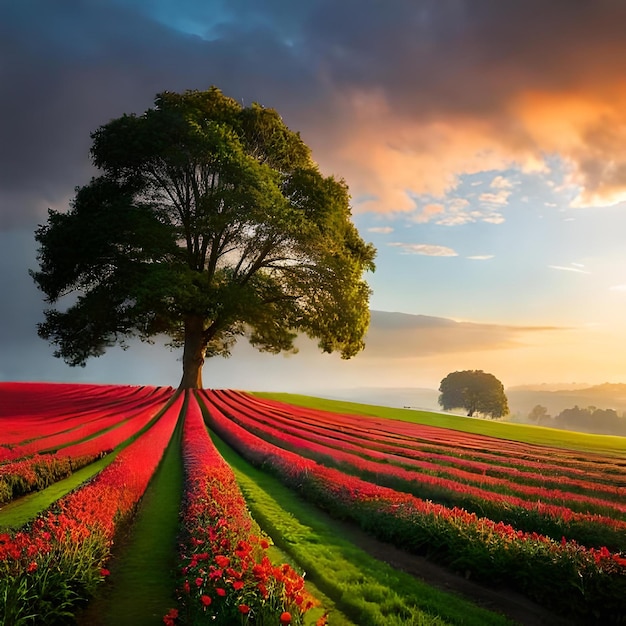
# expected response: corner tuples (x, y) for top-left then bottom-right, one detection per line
(79, 403), (185, 626)
(253, 392), (626, 457)
(0, 454), (116, 530)
(211, 431), (513, 626)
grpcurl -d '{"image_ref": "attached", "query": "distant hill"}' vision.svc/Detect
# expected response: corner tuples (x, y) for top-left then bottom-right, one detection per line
(312, 384), (626, 432)
(506, 383), (626, 418)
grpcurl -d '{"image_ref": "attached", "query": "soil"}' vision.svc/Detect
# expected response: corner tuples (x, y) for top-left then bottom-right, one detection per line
(333, 518), (574, 626)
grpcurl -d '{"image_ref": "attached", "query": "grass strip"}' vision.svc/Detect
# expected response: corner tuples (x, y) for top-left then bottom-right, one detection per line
(81, 401), (185, 626)
(211, 432), (513, 626)
(0, 454), (115, 529)
(0, 397), (176, 530)
(253, 393), (626, 457)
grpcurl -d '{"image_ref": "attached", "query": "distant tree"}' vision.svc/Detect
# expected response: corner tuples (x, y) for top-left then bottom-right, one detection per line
(528, 404), (549, 423)
(554, 405), (624, 435)
(438, 370), (509, 418)
(554, 405), (589, 430)
(31, 87), (376, 389)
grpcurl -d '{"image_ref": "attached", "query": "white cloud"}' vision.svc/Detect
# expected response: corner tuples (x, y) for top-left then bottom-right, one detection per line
(467, 254), (494, 260)
(482, 214), (506, 224)
(490, 175), (514, 189)
(548, 265), (591, 274)
(479, 190), (512, 205)
(389, 242), (458, 256)
(368, 226), (394, 234)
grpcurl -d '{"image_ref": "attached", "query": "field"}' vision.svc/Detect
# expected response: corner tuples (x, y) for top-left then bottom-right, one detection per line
(0, 383), (625, 626)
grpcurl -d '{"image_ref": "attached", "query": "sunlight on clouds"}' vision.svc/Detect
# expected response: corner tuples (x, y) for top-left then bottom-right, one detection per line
(467, 255), (494, 260)
(318, 80), (626, 215)
(490, 175), (514, 189)
(389, 243), (458, 256)
(411, 203), (444, 223)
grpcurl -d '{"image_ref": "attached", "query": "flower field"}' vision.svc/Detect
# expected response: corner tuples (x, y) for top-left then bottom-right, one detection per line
(0, 382), (625, 625)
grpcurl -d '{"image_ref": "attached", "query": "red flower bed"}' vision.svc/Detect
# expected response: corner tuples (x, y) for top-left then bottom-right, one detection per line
(208, 390), (626, 550)
(168, 392), (319, 626)
(233, 390), (625, 480)
(199, 390), (626, 624)
(0, 388), (182, 623)
(0, 383), (172, 463)
(221, 391), (625, 500)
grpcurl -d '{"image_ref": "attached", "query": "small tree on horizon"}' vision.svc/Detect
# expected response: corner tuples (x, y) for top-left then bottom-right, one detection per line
(31, 87), (376, 389)
(528, 404), (549, 423)
(438, 370), (509, 418)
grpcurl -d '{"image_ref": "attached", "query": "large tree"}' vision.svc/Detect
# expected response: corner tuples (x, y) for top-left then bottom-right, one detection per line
(438, 370), (509, 418)
(31, 87), (376, 389)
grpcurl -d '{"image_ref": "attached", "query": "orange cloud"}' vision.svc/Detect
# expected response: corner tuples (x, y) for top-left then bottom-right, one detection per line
(303, 1), (626, 217)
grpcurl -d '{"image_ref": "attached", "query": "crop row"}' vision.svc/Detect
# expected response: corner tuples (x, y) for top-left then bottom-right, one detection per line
(207, 390), (626, 551)
(0, 389), (183, 624)
(167, 392), (321, 626)
(0, 384), (172, 463)
(199, 390), (626, 624)
(226, 391), (626, 497)
(0, 384), (320, 626)
(241, 392), (626, 481)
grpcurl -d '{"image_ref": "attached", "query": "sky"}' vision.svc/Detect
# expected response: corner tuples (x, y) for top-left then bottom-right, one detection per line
(2, 0), (626, 394)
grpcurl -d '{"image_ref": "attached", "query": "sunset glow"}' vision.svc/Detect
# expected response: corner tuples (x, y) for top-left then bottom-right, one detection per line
(2, 1), (626, 395)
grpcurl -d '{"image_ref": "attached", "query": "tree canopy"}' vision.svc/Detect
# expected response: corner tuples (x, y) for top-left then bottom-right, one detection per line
(31, 87), (376, 388)
(438, 370), (509, 418)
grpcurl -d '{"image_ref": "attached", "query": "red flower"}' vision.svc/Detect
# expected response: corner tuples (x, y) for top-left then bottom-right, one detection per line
(163, 608), (178, 625)
(280, 611), (292, 624)
(100, 568), (110, 577)
(216, 588), (226, 596)
(215, 554), (230, 568)
(27, 561), (38, 573)
(200, 595), (212, 607)
(239, 604), (250, 614)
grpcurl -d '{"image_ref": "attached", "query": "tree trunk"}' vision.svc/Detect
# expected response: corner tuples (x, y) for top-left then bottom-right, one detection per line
(179, 314), (206, 389)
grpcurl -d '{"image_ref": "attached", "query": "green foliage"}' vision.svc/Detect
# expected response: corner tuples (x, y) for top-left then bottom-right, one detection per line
(31, 86), (376, 386)
(438, 370), (509, 418)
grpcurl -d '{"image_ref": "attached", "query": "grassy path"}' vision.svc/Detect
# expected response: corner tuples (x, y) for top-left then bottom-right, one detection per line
(0, 454), (116, 529)
(77, 404), (185, 626)
(211, 432), (512, 626)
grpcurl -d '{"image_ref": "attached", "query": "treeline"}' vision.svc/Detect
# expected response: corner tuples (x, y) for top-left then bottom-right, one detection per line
(528, 404), (626, 436)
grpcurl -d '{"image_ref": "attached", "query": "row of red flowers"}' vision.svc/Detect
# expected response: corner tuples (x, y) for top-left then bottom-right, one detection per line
(210, 391), (626, 550)
(165, 392), (323, 626)
(200, 390), (626, 624)
(0, 384), (171, 463)
(224, 390), (625, 500)
(233, 390), (625, 481)
(210, 390), (626, 550)
(0, 388), (182, 624)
